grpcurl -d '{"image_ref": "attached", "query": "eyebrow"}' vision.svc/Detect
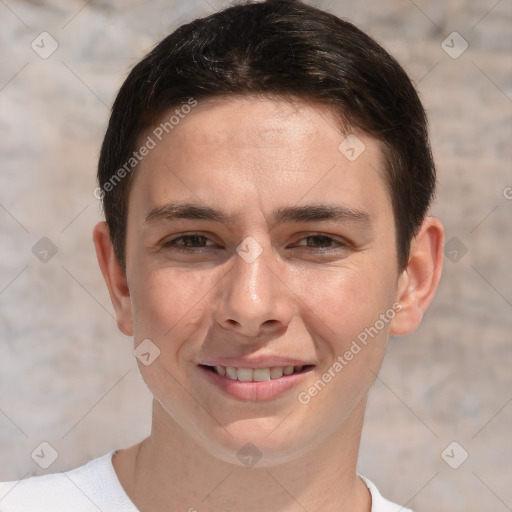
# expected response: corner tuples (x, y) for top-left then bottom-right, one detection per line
(145, 201), (372, 228)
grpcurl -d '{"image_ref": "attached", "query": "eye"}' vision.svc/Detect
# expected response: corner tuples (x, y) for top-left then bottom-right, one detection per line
(293, 234), (349, 251)
(160, 233), (350, 256)
(163, 234), (216, 252)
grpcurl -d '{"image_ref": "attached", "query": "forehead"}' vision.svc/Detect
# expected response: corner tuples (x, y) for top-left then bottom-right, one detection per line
(129, 96), (391, 226)
(147, 96), (354, 162)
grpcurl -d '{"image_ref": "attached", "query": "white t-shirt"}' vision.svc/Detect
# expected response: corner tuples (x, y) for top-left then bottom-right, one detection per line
(0, 451), (412, 511)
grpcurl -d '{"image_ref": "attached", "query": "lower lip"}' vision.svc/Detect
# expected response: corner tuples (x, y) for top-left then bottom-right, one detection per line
(198, 365), (313, 401)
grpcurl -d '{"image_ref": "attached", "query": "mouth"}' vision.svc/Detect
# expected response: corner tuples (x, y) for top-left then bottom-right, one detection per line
(196, 359), (316, 400)
(199, 364), (314, 382)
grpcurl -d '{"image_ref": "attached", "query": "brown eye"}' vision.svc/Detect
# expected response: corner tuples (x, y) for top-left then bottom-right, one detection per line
(163, 234), (215, 252)
(295, 235), (348, 250)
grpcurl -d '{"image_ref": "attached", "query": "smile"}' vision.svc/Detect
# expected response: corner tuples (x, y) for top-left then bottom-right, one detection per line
(202, 364), (313, 382)
(198, 363), (315, 401)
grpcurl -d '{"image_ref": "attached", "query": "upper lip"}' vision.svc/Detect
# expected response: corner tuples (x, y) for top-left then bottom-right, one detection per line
(198, 357), (316, 369)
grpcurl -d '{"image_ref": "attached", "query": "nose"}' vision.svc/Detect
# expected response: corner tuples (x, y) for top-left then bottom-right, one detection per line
(215, 241), (293, 339)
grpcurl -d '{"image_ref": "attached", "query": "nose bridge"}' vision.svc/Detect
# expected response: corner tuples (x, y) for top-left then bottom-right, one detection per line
(232, 242), (277, 315)
(241, 249), (272, 307)
(216, 238), (292, 337)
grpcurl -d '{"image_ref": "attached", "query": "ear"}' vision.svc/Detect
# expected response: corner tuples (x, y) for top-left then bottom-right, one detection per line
(93, 221), (133, 336)
(390, 216), (444, 336)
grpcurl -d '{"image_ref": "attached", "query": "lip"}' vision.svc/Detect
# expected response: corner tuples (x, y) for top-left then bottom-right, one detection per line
(197, 357), (315, 369)
(198, 364), (315, 401)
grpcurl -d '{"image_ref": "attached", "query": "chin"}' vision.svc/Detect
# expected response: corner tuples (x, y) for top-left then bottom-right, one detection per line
(201, 420), (314, 468)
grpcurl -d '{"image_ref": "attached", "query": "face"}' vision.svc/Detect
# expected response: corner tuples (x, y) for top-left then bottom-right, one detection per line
(120, 96), (405, 465)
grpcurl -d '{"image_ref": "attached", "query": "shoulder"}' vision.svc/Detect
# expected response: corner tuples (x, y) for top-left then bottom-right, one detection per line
(359, 474), (413, 512)
(0, 451), (138, 512)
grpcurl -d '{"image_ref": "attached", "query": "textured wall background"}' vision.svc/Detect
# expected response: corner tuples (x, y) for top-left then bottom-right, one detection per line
(0, 0), (511, 510)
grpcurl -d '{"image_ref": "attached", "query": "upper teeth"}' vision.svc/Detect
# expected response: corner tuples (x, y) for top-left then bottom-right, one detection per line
(213, 365), (304, 381)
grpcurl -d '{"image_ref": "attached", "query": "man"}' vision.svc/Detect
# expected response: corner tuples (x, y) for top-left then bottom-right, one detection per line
(0, 1), (444, 510)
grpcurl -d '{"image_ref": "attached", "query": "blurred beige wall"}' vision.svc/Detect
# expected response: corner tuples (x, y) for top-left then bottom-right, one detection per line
(0, 1), (511, 510)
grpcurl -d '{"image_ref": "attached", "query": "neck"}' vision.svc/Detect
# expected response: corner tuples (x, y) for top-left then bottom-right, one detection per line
(113, 398), (371, 512)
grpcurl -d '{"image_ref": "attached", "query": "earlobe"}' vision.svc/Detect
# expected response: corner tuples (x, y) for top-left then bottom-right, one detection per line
(390, 216), (445, 336)
(93, 221), (134, 336)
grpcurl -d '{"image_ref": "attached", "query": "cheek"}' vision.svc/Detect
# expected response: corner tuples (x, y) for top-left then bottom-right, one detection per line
(294, 263), (396, 348)
(129, 268), (218, 403)
(130, 267), (218, 344)
(293, 265), (397, 427)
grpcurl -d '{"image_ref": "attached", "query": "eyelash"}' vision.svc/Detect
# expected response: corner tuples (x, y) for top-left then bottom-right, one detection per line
(162, 233), (349, 253)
